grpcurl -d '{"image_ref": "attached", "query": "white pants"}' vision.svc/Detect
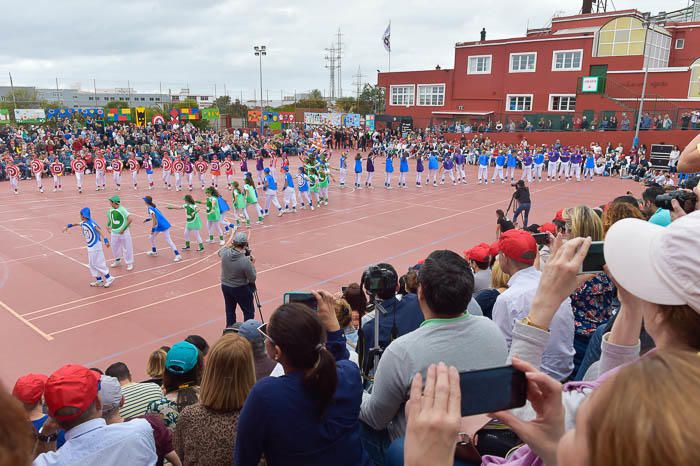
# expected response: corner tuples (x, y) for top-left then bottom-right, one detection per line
(111, 229), (134, 265)
(149, 229), (178, 255)
(429, 169), (438, 184)
(131, 171), (138, 186)
(534, 164), (544, 180)
(211, 175), (219, 187)
(365, 172), (374, 185)
(199, 173), (206, 188)
(53, 175), (62, 188)
(441, 169), (455, 183)
(492, 166), (504, 181)
(583, 167), (595, 180)
(207, 220), (223, 238)
(478, 165), (489, 182)
(547, 161), (559, 179)
(571, 164), (582, 181)
(506, 166), (516, 180)
(354, 172), (362, 186)
(175, 172), (183, 190)
(398, 172), (407, 186)
(235, 206), (250, 222)
(113, 172), (121, 187)
(147, 172), (155, 187)
(249, 202), (264, 218)
(256, 170), (264, 185)
(521, 166), (533, 182)
(186, 172), (193, 188)
(415, 172), (423, 185)
(96, 170), (106, 188)
(9, 176), (18, 191)
(75, 172), (83, 190)
(384, 173), (392, 186)
(163, 171), (171, 187)
(35, 172), (43, 189)
(339, 168), (347, 185)
(88, 247), (109, 278)
(264, 189), (282, 211)
(457, 165), (466, 180)
(283, 187), (297, 209)
(226, 174), (233, 189)
(299, 191), (312, 206)
(559, 162), (571, 179)
(184, 227), (203, 244)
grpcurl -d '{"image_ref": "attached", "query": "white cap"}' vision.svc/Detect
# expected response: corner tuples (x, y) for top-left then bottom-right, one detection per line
(604, 211), (700, 313)
(99, 375), (123, 414)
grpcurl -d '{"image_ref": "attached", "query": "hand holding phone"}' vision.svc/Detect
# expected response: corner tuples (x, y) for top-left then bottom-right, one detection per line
(458, 365), (526, 416)
(579, 241), (605, 274)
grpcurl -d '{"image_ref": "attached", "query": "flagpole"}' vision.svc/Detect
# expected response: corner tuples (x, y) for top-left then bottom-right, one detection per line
(388, 20), (391, 72)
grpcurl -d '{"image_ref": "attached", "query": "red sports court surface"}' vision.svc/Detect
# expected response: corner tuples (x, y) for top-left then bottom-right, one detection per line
(0, 163), (637, 383)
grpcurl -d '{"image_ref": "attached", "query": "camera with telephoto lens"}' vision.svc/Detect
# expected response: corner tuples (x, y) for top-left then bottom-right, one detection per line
(655, 190), (698, 214)
(244, 246), (252, 257)
(363, 265), (397, 296)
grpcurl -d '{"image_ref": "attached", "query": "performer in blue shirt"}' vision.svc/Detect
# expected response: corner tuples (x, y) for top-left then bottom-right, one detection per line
(477, 152), (490, 184)
(492, 151), (506, 183)
(63, 207), (115, 288)
(297, 167), (314, 210)
(428, 152), (439, 186)
(506, 151), (518, 182)
(398, 152), (409, 189)
(282, 166), (298, 212)
(583, 152), (596, 181)
(143, 196), (182, 262)
(534, 151), (545, 182)
(353, 153), (363, 189)
(384, 152), (394, 189)
(263, 167), (285, 217)
(339, 152), (348, 188)
(547, 150), (560, 181)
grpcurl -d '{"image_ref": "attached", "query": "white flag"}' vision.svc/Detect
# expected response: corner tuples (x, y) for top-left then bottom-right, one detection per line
(382, 22), (391, 52)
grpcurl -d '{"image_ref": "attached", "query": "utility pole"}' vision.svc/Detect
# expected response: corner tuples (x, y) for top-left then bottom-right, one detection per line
(353, 66), (365, 100)
(8, 72), (17, 108)
(336, 28), (343, 98)
(127, 80), (131, 105)
(93, 78), (97, 105)
(325, 45), (336, 101)
(56, 77), (61, 106)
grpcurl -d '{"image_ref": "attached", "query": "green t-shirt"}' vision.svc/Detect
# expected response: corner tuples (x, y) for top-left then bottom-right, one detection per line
(233, 190), (247, 209)
(206, 196), (221, 221)
(107, 206), (130, 233)
(244, 185), (258, 204)
(183, 204), (202, 230)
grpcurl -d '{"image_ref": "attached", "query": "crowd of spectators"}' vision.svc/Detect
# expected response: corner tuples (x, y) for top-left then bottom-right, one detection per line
(2, 135), (700, 466)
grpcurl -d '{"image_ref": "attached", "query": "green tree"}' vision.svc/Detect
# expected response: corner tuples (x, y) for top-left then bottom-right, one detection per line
(358, 84), (385, 115)
(334, 97), (357, 112)
(308, 89), (323, 100)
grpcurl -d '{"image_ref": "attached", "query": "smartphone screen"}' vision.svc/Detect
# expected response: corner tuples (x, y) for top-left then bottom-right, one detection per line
(283, 292), (318, 311)
(580, 241), (605, 274)
(459, 366), (527, 416)
(531, 232), (548, 246)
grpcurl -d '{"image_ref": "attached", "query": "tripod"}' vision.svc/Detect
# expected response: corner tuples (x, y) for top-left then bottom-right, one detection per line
(250, 283), (265, 323)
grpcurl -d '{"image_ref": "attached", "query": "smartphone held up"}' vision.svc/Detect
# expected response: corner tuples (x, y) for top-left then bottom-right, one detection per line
(283, 292), (318, 311)
(458, 365), (527, 417)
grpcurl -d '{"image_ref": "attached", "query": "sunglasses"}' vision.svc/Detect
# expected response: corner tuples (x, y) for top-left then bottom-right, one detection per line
(257, 323), (275, 345)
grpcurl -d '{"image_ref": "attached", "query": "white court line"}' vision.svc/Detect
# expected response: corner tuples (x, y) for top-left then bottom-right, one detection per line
(0, 299), (54, 341)
(46, 184), (561, 335)
(0, 225), (88, 269)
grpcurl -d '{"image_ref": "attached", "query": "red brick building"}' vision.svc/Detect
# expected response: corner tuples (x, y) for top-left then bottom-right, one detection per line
(377, 9), (700, 143)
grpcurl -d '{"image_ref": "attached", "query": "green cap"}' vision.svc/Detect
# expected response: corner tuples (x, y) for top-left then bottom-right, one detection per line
(108, 195), (120, 203)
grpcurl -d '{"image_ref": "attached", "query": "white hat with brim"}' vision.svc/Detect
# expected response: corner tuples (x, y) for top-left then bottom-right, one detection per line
(604, 211), (700, 312)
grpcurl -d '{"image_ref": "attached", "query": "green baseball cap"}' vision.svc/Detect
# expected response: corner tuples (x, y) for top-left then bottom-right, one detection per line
(108, 195), (120, 203)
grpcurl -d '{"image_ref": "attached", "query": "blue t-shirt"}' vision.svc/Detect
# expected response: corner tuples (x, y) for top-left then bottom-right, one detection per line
(297, 173), (309, 192)
(218, 196), (231, 214)
(80, 220), (102, 248)
(148, 206), (171, 231)
(585, 155), (596, 168)
(385, 156), (394, 173)
(399, 156), (409, 172)
(340, 156), (347, 169)
(496, 155), (506, 167)
(428, 154), (439, 170)
(478, 154), (489, 166)
(534, 153), (545, 165)
(284, 172), (294, 188)
(265, 174), (277, 190)
(507, 153), (517, 167)
(354, 159), (362, 173)
(649, 208), (672, 227)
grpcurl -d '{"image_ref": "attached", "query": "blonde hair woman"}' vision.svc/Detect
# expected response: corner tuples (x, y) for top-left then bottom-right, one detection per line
(174, 334), (255, 466)
(143, 349), (167, 385)
(474, 260), (510, 319)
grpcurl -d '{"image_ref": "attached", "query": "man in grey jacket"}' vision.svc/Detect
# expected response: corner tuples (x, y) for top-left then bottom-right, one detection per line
(219, 231), (257, 326)
(359, 249), (508, 444)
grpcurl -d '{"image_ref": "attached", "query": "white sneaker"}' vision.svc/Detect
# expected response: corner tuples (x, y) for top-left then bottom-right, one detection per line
(174, 255), (182, 262)
(277, 210), (285, 217)
(126, 263), (134, 271)
(310, 205), (315, 211)
(110, 260), (122, 268)
(103, 276), (115, 288)
(90, 280), (104, 287)
(219, 240), (225, 246)
(146, 251), (158, 257)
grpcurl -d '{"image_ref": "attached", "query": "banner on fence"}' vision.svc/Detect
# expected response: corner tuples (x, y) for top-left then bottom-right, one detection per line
(202, 108), (220, 120)
(248, 110), (261, 123)
(0, 108), (10, 125)
(263, 112), (281, 130)
(135, 107), (146, 127)
(14, 108), (46, 124)
(179, 108), (200, 120)
(278, 112), (295, 123)
(365, 114), (375, 131)
(344, 113), (361, 128)
(107, 108), (132, 122)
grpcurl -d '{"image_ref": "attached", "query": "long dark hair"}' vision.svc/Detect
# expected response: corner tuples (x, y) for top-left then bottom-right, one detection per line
(162, 352), (204, 412)
(268, 303), (337, 416)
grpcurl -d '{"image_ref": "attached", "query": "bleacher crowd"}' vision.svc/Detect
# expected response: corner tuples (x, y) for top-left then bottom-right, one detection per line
(3, 134), (700, 466)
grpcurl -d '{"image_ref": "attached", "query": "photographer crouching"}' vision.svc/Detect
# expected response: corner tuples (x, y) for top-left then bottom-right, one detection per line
(219, 231), (256, 326)
(510, 179), (532, 228)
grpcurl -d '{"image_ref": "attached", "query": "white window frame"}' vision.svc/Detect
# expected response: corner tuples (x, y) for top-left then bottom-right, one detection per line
(506, 94), (533, 112)
(389, 84), (415, 106)
(551, 49), (583, 71)
(416, 83), (445, 106)
(467, 55), (492, 74)
(509, 52), (537, 73)
(675, 38), (685, 49)
(548, 94), (577, 112)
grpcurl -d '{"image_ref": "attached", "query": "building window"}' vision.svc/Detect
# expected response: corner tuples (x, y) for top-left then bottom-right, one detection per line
(549, 94), (576, 111)
(596, 16), (645, 57)
(200, 96), (209, 101)
(644, 29), (671, 68)
(509, 52), (537, 72)
(88, 96), (93, 100)
(417, 84), (445, 106)
(389, 85), (415, 106)
(675, 38), (685, 49)
(552, 50), (583, 71)
(467, 55), (492, 74)
(506, 94), (533, 111)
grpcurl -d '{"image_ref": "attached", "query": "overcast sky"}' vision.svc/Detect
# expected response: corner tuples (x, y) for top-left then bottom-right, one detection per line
(0, 0), (688, 101)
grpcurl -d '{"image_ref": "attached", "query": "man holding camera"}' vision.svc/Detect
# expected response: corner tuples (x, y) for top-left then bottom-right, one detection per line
(218, 231), (256, 326)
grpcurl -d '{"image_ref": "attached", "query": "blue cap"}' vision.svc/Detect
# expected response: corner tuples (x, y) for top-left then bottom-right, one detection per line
(80, 207), (91, 219)
(166, 341), (199, 374)
(283, 166), (289, 171)
(237, 319), (263, 344)
(264, 167), (270, 173)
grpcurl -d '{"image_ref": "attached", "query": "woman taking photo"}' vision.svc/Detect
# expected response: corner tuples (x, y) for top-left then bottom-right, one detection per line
(234, 291), (371, 466)
(175, 334), (255, 465)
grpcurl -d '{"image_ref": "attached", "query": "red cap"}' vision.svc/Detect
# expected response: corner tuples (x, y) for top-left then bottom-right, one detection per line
(44, 365), (100, 422)
(489, 241), (501, 257)
(538, 222), (557, 235)
(553, 209), (565, 223)
(497, 229), (537, 265)
(465, 243), (491, 263)
(12, 373), (48, 405)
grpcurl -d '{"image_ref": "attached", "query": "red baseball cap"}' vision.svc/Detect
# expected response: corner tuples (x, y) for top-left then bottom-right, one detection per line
(44, 365), (100, 422)
(538, 222), (557, 235)
(553, 209), (565, 223)
(465, 243), (491, 263)
(489, 241), (501, 257)
(12, 373), (48, 405)
(497, 229), (537, 265)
